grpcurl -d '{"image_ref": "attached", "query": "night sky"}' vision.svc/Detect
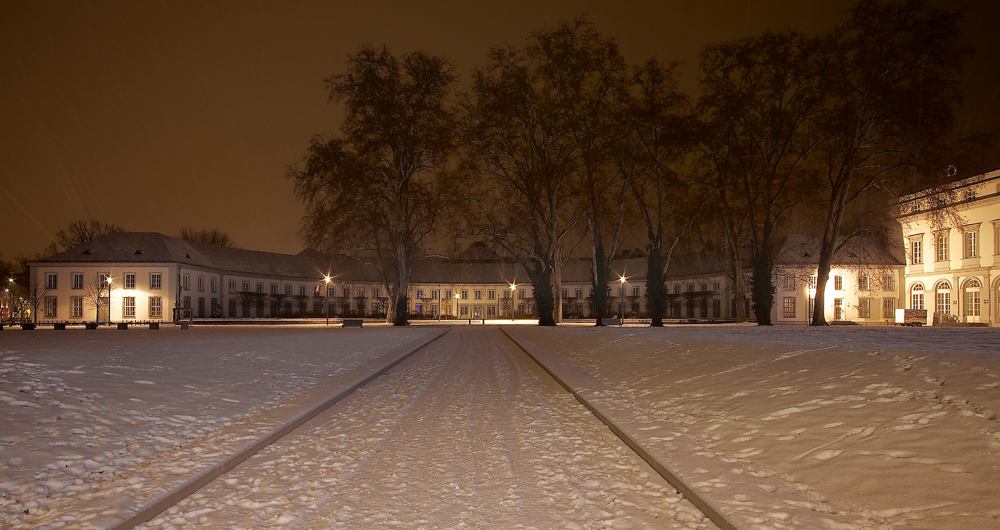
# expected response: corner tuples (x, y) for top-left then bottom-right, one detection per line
(2, 0), (998, 258)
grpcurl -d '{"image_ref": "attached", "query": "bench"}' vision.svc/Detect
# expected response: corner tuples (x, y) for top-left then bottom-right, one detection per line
(602, 318), (622, 326)
(342, 318), (363, 328)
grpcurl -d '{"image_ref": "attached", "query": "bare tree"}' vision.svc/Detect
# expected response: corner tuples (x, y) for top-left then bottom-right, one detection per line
(290, 45), (457, 326)
(24, 279), (48, 324)
(698, 30), (826, 325)
(809, 0), (969, 325)
(178, 228), (235, 248)
(461, 20), (597, 326)
(55, 220), (124, 250)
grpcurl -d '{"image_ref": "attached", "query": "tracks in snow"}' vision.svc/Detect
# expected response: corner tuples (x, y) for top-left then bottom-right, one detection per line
(132, 327), (722, 530)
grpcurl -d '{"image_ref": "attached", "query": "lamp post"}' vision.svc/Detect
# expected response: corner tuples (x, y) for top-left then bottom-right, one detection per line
(510, 283), (516, 321)
(619, 275), (627, 326)
(106, 276), (114, 326)
(324, 275), (332, 325)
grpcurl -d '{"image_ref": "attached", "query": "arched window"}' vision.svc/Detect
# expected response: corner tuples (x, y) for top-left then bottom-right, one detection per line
(935, 281), (951, 315)
(964, 278), (981, 316)
(910, 283), (924, 310)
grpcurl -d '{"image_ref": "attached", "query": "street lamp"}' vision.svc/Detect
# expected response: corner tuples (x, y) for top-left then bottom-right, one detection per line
(619, 275), (627, 326)
(324, 275), (332, 325)
(510, 283), (516, 321)
(106, 276), (114, 326)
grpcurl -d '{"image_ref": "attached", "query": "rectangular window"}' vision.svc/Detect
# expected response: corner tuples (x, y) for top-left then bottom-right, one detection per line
(150, 273), (162, 290)
(858, 274), (869, 291)
(149, 297), (163, 318)
(712, 299), (721, 318)
(883, 273), (895, 291)
(123, 296), (136, 318)
(687, 284), (694, 292)
(416, 289), (424, 299)
(124, 273), (136, 290)
(488, 289), (495, 300)
(183, 274), (190, 290)
(935, 231), (949, 262)
(299, 285), (306, 296)
(783, 276), (795, 291)
(285, 284), (292, 295)
(373, 288), (381, 298)
(911, 291), (924, 310)
(72, 273), (84, 290)
(44, 296), (57, 318)
(183, 296), (191, 309)
(809, 275), (817, 289)
(859, 297), (871, 319)
(834, 275), (844, 290)
(576, 289), (583, 299)
(445, 290), (452, 299)
(834, 298), (844, 321)
(228, 280), (236, 294)
(430, 290), (438, 299)
(911, 239), (923, 264)
(211, 278), (217, 293)
(504, 290), (510, 299)
(45, 273), (58, 290)
(713, 282), (720, 293)
(242, 281), (250, 292)
(197, 276), (204, 292)
(328, 287), (335, 297)
(475, 290), (482, 300)
(882, 298), (895, 319)
(461, 290), (468, 300)
(518, 289), (525, 300)
(965, 290), (981, 316)
(70, 296), (83, 317)
(257, 283), (264, 294)
(632, 286), (639, 297)
(674, 284), (681, 294)
(460, 305), (468, 316)
(995, 221), (1000, 255)
(700, 283), (707, 292)
(965, 230), (979, 258)
(783, 297), (796, 318)
(270, 283), (277, 295)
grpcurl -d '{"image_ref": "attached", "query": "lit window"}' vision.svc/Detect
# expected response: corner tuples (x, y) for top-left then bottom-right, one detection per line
(809, 276), (817, 289)
(911, 284), (924, 310)
(125, 273), (136, 290)
(911, 239), (923, 264)
(935, 231), (949, 262)
(123, 297), (136, 318)
(44, 296), (57, 318)
(149, 297), (162, 318)
(882, 298), (895, 319)
(783, 297), (796, 318)
(964, 229), (979, 258)
(150, 273), (162, 290)
(71, 296), (83, 318)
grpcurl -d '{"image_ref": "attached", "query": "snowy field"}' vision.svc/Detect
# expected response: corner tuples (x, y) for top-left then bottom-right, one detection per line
(0, 326), (437, 529)
(510, 325), (1000, 529)
(1, 324), (998, 529)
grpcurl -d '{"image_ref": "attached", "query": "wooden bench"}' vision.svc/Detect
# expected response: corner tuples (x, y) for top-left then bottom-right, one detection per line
(603, 318), (622, 327)
(342, 318), (363, 328)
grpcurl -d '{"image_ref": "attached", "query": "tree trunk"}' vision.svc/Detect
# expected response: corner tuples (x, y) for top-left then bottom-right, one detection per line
(554, 246), (563, 323)
(530, 264), (556, 326)
(592, 239), (610, 326)
(731, 251), (747, 323)
(646, 239), (665, 327)
(751, 250), (773, 325)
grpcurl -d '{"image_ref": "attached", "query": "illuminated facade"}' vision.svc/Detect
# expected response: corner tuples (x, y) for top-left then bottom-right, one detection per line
(896, 169), (1000, 325)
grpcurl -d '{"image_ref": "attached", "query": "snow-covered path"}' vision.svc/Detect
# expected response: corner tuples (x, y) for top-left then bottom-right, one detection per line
(141, 328), (716, 530)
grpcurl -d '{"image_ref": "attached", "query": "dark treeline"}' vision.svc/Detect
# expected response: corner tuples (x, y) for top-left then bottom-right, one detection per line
(290, 0), (984, 327)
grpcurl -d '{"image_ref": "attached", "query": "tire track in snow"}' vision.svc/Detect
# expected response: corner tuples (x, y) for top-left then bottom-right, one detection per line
(142, 328), (717, 529)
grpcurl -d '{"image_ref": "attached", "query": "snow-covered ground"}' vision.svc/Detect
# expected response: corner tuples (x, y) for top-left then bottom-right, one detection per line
(510, 325), (1000, 529)
(1, 324), (998, 529)
(0, 326), (437, 529)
